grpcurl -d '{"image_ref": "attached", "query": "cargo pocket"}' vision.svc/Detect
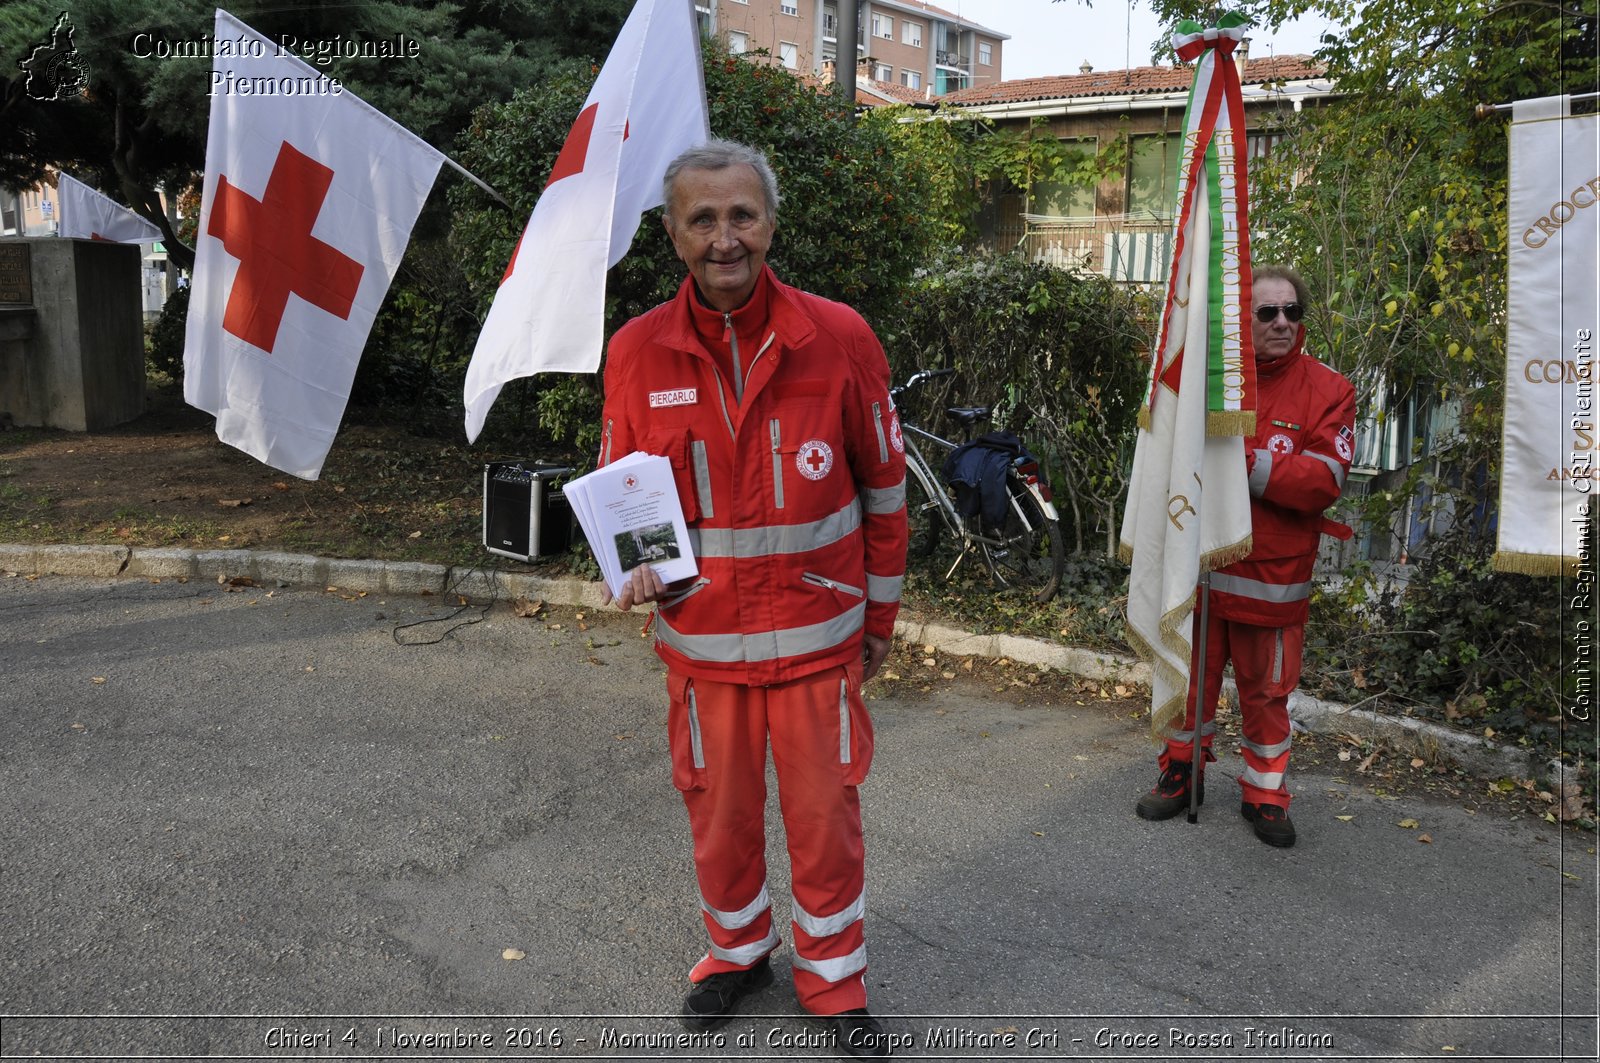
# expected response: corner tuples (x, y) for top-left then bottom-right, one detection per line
(667, 673), (708, 793)
(838, 665), (874, 786)
(1262, 625), (1304, 699)
(641, 427), (701, 522)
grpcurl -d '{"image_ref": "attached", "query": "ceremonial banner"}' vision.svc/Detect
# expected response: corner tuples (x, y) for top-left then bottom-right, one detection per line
(56, 172), (164, 243)
(1119, 14), (1256, 741)
(1494, 96), (1600, 575)
(183, 9), (445, 480)
(462, 0), (708, 443)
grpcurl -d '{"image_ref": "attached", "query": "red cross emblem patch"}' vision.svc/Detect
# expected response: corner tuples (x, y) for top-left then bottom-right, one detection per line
(206, 140), (365, 354)
(1266, 432), (1295, 455)
(797, 440), (834, 481)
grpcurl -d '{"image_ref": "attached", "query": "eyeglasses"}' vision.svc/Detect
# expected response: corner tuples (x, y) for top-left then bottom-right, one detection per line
(1254, 303), (1304, 324)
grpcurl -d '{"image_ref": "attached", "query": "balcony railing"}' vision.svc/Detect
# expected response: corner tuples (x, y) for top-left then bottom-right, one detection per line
(1001, 213), (1176, 286)
(935, 49), (968, 68)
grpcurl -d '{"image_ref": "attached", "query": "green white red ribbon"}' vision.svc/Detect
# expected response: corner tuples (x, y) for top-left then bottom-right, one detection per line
(1144, 12), (1257, 437)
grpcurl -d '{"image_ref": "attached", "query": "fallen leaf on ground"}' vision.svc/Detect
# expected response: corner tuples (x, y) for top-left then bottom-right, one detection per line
(1418, 834), (1433, 844)
(216, 498), (250, 507)
(408, 531), (422, 539)
(1411, 757), (1425, 768)
(1398, 818), (1420, 829)
(502, 948), (526, 961)
(1356, 749), (1380, 773)
(1338, 750), (1352, 762)
(91, 677), (106, 685)
(1335, 815), (1354, 822)
(228, 576), (256, 587)
(511, 597), (544, 618)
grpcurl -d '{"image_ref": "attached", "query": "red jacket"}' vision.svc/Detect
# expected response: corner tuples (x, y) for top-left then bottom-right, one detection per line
(1212, 347), (1356, 627)
(599, 267), (908, 685)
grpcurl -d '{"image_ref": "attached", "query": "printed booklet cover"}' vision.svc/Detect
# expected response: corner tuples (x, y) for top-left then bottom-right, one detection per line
(562, 452), (697, 597)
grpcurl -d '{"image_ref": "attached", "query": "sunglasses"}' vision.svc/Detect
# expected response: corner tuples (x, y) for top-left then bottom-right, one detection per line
(1254, 303), (1304, 324)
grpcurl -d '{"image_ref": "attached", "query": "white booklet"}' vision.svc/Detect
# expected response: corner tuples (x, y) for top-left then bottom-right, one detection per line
(562, 451), (698, 598)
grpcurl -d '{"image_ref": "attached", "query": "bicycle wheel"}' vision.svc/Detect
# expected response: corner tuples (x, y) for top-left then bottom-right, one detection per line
(979, 473), (1065, 603)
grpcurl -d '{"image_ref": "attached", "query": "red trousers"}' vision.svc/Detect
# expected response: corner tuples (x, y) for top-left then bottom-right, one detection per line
(1159, 611), (1301, 808)
(666, 662), (874, 1015)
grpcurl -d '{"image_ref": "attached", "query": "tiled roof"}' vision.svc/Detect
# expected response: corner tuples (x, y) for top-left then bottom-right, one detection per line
(942, 54), (1326, 106)
(859, 79), (932, 106)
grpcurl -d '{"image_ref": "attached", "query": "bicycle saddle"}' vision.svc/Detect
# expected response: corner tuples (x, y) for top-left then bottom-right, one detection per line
(944, 406), (991, 427)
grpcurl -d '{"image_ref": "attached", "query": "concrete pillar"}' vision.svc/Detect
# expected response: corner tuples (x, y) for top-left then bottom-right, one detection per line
(0, 237), (145, 431)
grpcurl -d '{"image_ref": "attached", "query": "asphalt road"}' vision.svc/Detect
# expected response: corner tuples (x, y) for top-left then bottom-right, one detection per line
(0, 574), (1594, 1061)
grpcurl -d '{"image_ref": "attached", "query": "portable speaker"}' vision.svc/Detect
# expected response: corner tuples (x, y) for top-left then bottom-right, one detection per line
(482, 461), (574, 561)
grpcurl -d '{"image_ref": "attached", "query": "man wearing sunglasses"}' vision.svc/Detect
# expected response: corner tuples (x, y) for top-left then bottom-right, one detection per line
(1136, 264), (1357, 847)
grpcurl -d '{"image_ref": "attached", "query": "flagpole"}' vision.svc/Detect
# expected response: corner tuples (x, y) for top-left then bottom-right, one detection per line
(1475, 91), (1600, 118)
(440, 156), (508, 207)
(1188, 571), (1211, 824)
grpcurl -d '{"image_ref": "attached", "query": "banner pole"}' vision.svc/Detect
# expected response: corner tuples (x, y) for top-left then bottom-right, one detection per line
(1188, 570), (1211, 824)
(1476, 91), (1600, 118)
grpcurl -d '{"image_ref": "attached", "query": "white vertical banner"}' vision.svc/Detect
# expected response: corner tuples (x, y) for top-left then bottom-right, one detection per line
(1495, 97), (1600, 575)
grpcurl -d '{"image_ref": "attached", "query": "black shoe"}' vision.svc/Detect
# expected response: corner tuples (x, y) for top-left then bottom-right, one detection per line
(1135, 762), (1204, 820)
(680, 957), (774, 1032)
(1241, 801), (1297, 847)
(825, 1009), (893, 1058)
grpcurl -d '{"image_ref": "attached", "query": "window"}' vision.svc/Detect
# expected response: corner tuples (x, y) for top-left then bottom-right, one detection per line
(901, 69), (922, 90)
(781, 0), (798, 15)
(873, 62), (892, 81)
(823, 4), (837, 36)
(871, 13), (893, 40)
(1126, 133), (1183, 220)
(728, 30), (748, 53)
(978, 41), (992, 65)
(780, 41), (798, 68)
(1030, 139), (1097, 219)
(902, 21), (922, 47)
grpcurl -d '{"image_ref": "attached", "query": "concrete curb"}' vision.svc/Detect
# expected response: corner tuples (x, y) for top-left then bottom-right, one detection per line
(0, 542), (1569, 787)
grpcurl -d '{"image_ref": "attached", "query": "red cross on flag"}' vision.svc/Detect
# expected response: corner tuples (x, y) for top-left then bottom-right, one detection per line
(461, 0), (708, 443)
(56, 172), (164, 244)
(183, 9), (445, 480)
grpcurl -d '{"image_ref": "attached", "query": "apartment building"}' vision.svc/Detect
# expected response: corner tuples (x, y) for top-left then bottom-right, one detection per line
(696, 0), (1007, 95)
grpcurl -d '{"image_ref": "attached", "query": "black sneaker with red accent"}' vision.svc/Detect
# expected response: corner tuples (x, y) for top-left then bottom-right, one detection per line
(1135, 762), (1204, 820)
(1241, 801), (1297, 847)
(681, 956), (774, 1032)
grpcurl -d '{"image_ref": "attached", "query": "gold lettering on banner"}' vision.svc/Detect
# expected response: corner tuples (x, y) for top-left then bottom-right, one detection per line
(1168, 494), (1197, 530)
(1525, 359), (1596, 384)
(1521, 174), (1600, 249)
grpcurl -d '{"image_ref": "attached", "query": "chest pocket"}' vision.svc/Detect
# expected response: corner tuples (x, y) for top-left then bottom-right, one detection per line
(767, 379), (843, 512)
(641, 427), (706, 523)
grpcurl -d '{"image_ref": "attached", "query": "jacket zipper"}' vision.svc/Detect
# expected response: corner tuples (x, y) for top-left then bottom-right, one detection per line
(802, 572), (865, 598)
(871, 401), (889, 463)
(661, 577), (711, 609)
(770, 418), (784, 509)
(686, 681), (705, 769)
(602, 418), (614, 465)
(724, 313), (744, 404)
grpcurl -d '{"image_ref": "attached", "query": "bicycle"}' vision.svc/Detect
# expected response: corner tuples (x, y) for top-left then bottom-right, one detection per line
(890, 368), (1065, 603)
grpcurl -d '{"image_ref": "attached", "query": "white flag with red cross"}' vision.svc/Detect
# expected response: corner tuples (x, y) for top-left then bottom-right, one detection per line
(56, 172), (164, 244)
(183, 9), (445, 480)
(462, 0), (708, 443)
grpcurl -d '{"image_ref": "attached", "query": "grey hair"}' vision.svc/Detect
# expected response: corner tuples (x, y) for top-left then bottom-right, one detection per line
(662, 138), (780, 223)
(1252, 263), (1310, 308)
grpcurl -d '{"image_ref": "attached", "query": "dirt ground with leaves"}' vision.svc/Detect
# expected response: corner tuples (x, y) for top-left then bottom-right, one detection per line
(0, 388), (1589, 831)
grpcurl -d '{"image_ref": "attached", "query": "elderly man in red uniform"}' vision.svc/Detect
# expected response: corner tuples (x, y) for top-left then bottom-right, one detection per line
(1136, 264), (1356, 848)
(601, 139), (905, 1058)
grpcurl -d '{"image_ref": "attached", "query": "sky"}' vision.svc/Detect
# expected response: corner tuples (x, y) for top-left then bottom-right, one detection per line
(943, 1), (1341, 81)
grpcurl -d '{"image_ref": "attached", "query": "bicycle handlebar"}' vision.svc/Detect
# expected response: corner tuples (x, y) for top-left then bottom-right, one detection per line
(891, 367), (956, 400)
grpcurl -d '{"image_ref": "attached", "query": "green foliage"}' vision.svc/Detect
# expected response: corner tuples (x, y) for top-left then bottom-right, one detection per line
(145, 282), (189, 382)
(863, 107), (1122, 245)
(879, 254), (1147, 557)
(1306, 515), (1583, 760)
(448, 42), (943, 445)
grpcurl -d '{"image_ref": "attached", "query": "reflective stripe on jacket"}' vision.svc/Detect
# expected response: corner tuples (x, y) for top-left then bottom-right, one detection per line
(599, 267), (908, 685)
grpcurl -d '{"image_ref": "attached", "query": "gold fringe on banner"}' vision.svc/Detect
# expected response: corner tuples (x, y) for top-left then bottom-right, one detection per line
(1207, 410), (1256, 437)
(1491, 551), (1578, 577)
(1137, 404), (1152, 432)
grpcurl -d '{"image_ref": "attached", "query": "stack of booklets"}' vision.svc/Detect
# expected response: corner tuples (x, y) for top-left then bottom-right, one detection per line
(561, 452), (698, 598)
